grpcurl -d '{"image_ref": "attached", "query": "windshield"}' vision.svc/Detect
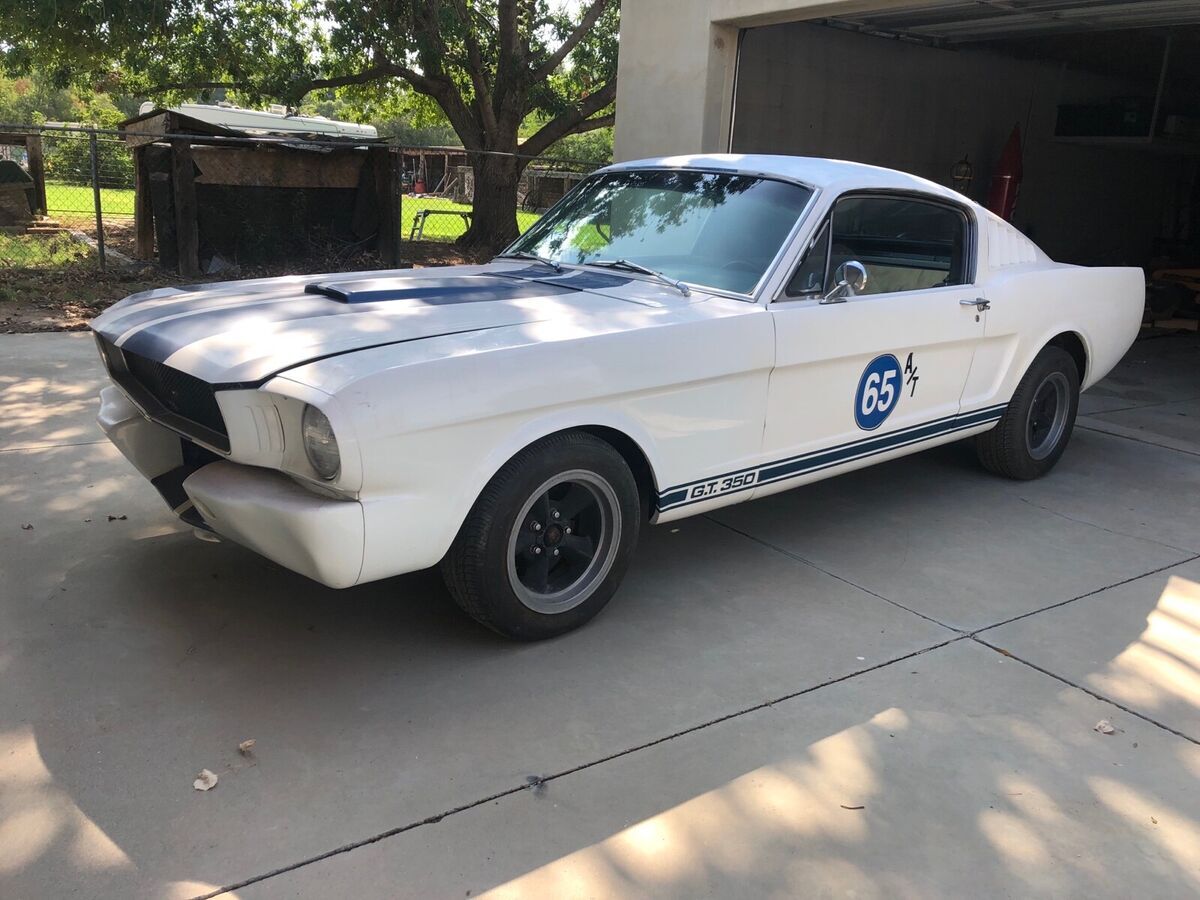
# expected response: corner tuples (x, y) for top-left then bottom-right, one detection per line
(505, 169), (814, 295)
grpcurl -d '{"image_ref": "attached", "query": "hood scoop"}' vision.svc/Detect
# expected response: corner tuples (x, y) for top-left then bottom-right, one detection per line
(304, 274), (575, 306)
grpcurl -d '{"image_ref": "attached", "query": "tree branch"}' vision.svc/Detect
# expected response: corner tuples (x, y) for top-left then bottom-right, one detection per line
(530, 0), (609, 83)
(409, 0), (485, 148)
(570, 112), (614, 134)
(520, 79), (616, 158)
(309, 62), (436, 94)
(448, 0), (499, 138)
(143, 60), (440, 103)
(142, 80), (243, 94)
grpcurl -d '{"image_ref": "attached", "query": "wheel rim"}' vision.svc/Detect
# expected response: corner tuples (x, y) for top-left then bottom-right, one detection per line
(1026, 371), (1071, 460)
(506, 469), (621, 615)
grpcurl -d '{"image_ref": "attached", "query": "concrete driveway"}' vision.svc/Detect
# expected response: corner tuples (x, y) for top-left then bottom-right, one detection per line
(2, 331), (1198, 899)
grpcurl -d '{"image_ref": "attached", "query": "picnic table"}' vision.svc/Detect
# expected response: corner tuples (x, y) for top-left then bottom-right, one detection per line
(408, 207), (472, 240)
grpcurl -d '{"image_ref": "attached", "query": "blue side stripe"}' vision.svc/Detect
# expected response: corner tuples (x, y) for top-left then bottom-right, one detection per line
(657, 404), (1006, 512)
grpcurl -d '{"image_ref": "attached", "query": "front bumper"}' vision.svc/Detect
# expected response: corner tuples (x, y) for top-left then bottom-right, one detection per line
(98, 385), (366, 588)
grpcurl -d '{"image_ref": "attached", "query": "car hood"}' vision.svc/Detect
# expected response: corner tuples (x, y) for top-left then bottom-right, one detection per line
(91, 264), (677, 385)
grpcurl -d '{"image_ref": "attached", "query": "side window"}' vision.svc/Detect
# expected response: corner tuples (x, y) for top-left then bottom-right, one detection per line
(828, 196), (969, 296)
(785, 219), (830, 297)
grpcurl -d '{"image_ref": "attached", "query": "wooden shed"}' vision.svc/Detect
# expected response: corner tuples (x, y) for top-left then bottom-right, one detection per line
(0, 132), (47, 217)
(119, 108), (401, 275)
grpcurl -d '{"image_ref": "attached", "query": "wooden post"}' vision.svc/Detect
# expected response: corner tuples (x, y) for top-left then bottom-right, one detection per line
(371, 146), (402, 267)
(89, 131), (107, 270)
(133, 146), (154, 259)
(24, 134), (47, 215)
(171, 139), (200, 277)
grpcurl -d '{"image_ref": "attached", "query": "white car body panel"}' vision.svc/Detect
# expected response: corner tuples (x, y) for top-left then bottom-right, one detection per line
(91, 155), (1143, 588)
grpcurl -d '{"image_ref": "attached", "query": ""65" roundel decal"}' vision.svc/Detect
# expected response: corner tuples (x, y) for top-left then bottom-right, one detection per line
(855, 354), (902, 430)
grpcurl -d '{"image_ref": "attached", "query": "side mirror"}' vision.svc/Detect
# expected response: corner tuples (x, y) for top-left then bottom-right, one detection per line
(821, 260), (868, 304)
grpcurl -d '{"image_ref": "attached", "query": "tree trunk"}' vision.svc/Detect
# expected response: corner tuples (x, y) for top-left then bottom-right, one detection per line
(458, 153), (524, 256)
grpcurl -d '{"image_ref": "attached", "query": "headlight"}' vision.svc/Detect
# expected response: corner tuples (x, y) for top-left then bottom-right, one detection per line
(301, 404), (340, 480)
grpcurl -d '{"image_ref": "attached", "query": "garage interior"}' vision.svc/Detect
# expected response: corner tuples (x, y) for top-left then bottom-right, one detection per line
(730, 0), (1200, 324)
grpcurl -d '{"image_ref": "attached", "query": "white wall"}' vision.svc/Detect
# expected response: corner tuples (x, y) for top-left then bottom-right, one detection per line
(730, 22), (1186, 265)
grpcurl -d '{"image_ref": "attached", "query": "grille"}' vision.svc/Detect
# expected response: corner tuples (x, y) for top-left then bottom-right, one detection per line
(98, 335), (229, 450)
(122, 351), (226, 436)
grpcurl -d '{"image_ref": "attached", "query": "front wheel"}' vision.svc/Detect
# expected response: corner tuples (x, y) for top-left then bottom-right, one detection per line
(441, 431), (641, 640)
(976, 345), (1080, 480)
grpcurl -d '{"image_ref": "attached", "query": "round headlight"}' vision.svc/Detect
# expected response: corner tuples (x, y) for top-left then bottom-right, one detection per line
(301, 404), (340, 480)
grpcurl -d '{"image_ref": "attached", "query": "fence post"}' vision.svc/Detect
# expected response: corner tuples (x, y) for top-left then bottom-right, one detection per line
(133, 146), (154, 259)
(89, 130), (106, 271)
(25, 134), (47, 215)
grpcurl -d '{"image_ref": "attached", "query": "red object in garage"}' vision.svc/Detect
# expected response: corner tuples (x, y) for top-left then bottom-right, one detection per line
(987, 124), (1024, 222)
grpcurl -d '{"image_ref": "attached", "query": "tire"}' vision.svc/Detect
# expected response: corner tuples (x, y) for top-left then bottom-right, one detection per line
(441, 431), (642, 640)
(976, 345), (1080, 480)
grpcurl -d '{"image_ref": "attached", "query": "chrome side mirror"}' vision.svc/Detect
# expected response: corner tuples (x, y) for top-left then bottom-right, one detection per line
(821, 260), (868, 304)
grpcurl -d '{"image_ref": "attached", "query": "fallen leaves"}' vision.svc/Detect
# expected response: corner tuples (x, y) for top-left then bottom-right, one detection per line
(238, 739), (256, 756)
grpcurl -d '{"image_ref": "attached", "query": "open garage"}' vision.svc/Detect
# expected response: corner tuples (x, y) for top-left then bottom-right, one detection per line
(617, 0), (1200, 321)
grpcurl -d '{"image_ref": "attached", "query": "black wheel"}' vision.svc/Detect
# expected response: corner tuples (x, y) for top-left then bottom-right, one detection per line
(976, 345), (1080, 480)
(441, 431), (641, 640)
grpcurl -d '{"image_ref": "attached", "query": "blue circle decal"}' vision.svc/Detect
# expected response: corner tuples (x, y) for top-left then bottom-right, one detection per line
(855, 354), (902, 430)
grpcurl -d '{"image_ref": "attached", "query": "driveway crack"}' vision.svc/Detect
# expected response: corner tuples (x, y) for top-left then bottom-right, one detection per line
(1016, 496), (1195, 554)
(971, 553), (1200, 636)
(193, 636), (964, 899)
(705, 515), (966, 634)
(971, 635), (1199, 746)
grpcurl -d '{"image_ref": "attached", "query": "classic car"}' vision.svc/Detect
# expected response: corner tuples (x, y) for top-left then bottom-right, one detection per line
(91, 155), (1144, 639)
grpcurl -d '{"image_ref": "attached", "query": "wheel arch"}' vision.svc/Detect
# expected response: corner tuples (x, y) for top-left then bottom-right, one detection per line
(577, 425), (659, 520)
(1046, 330), (1088, 383)
(461, 415), (664, 533)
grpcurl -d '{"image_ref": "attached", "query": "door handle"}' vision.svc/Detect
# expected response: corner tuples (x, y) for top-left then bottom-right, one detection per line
(960, 297), (990, 311)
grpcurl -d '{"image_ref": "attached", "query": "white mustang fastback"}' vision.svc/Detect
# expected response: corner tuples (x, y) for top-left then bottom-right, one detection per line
(92, 155), (1143, 639)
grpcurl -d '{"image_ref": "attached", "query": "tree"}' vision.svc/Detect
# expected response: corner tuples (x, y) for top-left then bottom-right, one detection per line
(0, 1), (620, 253)
(0, 69), (135, 186)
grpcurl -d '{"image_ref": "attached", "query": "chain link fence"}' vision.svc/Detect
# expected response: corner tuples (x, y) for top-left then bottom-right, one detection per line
(1, 127), (132, 270)
(397, 146), (596, 242)
(1, 123), (599, 274)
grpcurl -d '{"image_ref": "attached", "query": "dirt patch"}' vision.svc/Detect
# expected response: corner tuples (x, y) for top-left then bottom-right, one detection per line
(0, 232), (489, 333)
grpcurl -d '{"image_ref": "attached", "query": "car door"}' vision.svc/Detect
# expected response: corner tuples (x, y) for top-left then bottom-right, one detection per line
(756, 192), (989, 498)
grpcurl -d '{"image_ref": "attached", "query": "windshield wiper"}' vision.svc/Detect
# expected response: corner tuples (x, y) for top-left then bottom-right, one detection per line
(495, 250), (562, 273)
(587, 259), (691, 297)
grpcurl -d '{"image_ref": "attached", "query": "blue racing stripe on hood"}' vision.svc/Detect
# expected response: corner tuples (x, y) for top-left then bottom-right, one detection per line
(110, 274), (578, 368)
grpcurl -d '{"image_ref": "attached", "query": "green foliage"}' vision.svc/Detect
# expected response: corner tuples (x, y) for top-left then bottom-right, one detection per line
(534, 127), (613, 164)
(0, 2), (619, 146)
(0, 68), (128, 127)
(0, 1), (620, 249)
(0, 69), (136, 186)
(0, 231), (92, 269)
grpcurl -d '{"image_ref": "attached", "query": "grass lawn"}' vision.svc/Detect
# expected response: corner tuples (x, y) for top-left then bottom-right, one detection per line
(401, 194), (542, 242)
(0, 232), (93, 269)
(43, 180), (135, 223)
(43, 181), (541, 243)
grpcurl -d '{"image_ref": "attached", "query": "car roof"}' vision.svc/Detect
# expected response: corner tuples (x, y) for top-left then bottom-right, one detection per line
(602, 154), (978, 208)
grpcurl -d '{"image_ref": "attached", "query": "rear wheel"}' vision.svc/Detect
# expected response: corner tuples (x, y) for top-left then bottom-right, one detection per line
(976, 345), (1080, 480)
(441, 431), (641, 640)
